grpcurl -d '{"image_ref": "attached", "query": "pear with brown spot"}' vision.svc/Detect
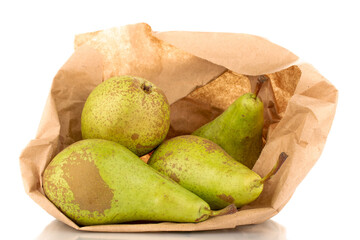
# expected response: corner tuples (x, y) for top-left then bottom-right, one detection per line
(148, 135), (287, 209)
(81, 75), (170, 156)
(43, 139), (236, 226)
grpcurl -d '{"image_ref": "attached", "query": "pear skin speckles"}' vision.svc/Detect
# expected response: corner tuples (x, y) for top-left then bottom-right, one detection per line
(217, 194), (235, 204)
(148, 135), (263, 209)
(43, 139), (216, 225)
(81, 76), (170, 156)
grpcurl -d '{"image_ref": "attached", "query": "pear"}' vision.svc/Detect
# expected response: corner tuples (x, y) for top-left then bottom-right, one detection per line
(192, 76), (268, 169)
(148, 135), (287, 210)
(81, 76), (170, 156)
(43, 139), (236, 226)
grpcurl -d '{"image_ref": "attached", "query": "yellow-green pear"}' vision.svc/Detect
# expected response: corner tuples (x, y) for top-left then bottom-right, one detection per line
(81, 76), (170, 156)
(192, 76), (268, 169)
(148, 135), (287, 210)
(43, 139), (236, 226)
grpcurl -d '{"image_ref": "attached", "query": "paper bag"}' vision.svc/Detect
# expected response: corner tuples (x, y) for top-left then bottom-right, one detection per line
(20, 23), (338, 232)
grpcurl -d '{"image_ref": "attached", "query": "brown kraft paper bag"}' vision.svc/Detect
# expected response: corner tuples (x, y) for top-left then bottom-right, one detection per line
(19, 23), (338, 232)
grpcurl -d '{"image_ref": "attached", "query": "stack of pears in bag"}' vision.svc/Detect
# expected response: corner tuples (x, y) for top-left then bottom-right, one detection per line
(43, 75), (287, 226)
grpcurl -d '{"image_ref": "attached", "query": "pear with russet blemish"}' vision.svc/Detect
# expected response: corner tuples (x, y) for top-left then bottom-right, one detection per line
(43, 139), (236, 226)
(81, 75), (170, 156)
(192, 76), (268, 169)
(148, 135), (287, 210)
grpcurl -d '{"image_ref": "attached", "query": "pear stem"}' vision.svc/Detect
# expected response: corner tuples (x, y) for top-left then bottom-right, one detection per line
(141, 82), (152, 93)
(254, 75), (269, 97)
(209, 204), (237, 217)
(260, 152), (288, 184)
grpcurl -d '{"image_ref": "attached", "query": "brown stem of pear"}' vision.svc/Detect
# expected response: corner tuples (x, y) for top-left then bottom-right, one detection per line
(141, 82), (152, 93)
(254, 75), (269, 97)
(260, 152), (288, 184)
(209, 204), (238, 217)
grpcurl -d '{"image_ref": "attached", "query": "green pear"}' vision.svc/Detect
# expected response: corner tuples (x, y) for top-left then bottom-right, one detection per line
(192, 76), (267, 168)
(43, 139), (236, 226)
(81, 76), (170, 156)
(148, 135), (287, 210)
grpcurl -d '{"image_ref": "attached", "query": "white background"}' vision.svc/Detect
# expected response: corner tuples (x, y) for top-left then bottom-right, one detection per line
(1, 1), (359, 239)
